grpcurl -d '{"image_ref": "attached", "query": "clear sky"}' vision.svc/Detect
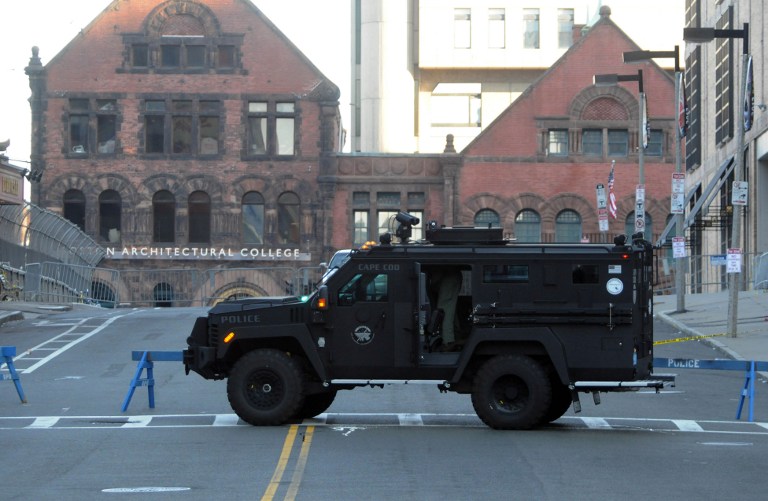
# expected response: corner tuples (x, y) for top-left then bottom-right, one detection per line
(0, 0), (352, 166)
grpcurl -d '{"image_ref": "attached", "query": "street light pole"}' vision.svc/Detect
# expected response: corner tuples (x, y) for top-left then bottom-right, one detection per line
(673, 71), (685, 312)
(623, 47), (686, 313)
(727, 52), (748, 338)
(637, 87), (646, 233)
(593, 70), (646, 234)
(684, 24), (750, 338)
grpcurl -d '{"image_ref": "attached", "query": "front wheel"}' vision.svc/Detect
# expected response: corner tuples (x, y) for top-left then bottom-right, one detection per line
(471, 355), (552, 430)
(227, 349), (305, 426)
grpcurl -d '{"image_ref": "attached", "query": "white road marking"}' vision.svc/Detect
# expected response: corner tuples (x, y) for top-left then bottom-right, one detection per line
(0, 414), (765, 435)
(398, 413), (424, 426)
(672, 419), (704, 432)
(122, 416), (152, 428)
(13, 312), (136, 373)
(213, 414), (240, 426)
(581, 417), (611, 429)
(26, 417), (60, 428)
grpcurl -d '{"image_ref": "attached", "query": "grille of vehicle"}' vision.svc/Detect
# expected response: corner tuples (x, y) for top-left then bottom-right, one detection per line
(209, 323), (219, 348)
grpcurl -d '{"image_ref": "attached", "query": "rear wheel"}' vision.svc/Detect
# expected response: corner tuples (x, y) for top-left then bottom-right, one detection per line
(294, 390), (337, 419)
(542, 382), (573, 424)
(471, 355), (551, 430)
(227, 349), (305, 426)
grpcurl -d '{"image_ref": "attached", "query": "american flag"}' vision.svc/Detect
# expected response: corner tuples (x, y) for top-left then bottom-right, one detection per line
(607, 160), (617, 219)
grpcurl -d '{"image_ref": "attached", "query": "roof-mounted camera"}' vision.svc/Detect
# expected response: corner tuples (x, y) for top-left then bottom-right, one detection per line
(394, 211), (420, 243)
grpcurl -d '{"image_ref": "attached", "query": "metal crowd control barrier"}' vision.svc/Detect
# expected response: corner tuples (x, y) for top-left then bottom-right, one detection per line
(653, 357), (767, 422)
(121, 350), (183, 412)
(1, 346), (27, 403)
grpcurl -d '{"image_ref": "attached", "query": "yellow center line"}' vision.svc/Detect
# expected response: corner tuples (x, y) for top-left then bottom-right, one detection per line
(285, 426), (315, 501)
(261, 425), (299, 501)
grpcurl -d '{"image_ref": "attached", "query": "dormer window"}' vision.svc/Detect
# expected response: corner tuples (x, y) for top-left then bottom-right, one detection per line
(120, 1), (243, 74)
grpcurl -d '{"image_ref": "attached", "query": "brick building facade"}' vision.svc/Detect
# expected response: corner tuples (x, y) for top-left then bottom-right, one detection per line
(26, 0), (344, 304)
(26, 2), (674, 305)
(458, 8), (677, 243)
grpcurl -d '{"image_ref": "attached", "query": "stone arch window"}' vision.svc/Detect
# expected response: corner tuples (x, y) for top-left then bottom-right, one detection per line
(153, 282), (174, 307)
(242, 191), (265, 244)
(122, 0), (244, 74)
(625, 211), (653, 241)
(153, 190), (176, 243)
(188, 191), (211, 244)
(277, 192), (300, 245)
(99, 189), (122, 242)
(474, 208), (501, 228)
(63, 189), (86, 232)
(555, 209), (581, 242)
(515, 209), (541, 242)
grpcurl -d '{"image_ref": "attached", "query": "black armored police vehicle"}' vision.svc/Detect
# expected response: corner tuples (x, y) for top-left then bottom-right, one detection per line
(184, 212), (667, 429)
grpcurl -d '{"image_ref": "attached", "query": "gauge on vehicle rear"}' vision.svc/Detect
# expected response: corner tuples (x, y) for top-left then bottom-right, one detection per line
(606, 278), (623, 295)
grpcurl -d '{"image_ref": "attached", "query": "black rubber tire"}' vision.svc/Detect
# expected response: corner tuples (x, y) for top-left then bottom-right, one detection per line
(542, 382), (573, 424)
(227, 349), (305, 426)
(471, 354), (552, 430)
(294, 390), (337, 419)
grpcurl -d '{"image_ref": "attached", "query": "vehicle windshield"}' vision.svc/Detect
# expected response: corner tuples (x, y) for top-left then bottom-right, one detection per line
(320, 249), (352, 283)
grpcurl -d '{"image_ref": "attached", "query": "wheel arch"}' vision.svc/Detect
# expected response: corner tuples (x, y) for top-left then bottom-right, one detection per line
(222, 324), (329, 382)
(451, 327), (570, 386)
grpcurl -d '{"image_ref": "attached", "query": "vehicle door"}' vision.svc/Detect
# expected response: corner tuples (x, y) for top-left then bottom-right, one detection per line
(330, 265), (395, 369)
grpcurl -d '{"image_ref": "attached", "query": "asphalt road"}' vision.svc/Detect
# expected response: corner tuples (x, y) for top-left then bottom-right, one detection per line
(0, 306), (765, 500)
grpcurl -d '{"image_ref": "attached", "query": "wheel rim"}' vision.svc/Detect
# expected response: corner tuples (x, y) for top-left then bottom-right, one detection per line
(245, 368), (285, 410)
(490, 374), (528, 414)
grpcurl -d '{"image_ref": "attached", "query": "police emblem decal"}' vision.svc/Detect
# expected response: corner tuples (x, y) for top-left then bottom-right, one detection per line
(352, 325), (374, 345)
(606, 278), (624, 295)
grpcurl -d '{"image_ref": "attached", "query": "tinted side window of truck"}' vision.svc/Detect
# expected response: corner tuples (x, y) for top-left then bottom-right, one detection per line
(572, 264), (599, 284)
(483, 264), (529, 283)
(338, 273), (388, 305)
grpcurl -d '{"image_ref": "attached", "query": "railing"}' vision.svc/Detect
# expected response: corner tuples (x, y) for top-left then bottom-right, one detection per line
(653, 250), (761, 295)
(0, 202), (105, 269)
(754, 252), (768, 290)
(18, 262), (326, 308)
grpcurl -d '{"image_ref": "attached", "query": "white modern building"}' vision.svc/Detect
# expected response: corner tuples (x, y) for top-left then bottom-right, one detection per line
(682, 0), (768, 287)
(351, 0), (685, 153)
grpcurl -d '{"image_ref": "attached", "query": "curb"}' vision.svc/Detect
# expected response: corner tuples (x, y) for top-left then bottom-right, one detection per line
(0, 310), (23, 327)
(656, 310), (768, 381)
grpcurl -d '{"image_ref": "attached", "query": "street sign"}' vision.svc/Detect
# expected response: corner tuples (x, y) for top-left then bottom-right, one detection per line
(727, 248), (742, 273)
(596, 184), (607, 209)
(671, 173), (685, 214)
(634, 184), (645, 234)
(672, 236), (686, 258)
(598, 208), (608, 232)
(732, 181), (748, 206)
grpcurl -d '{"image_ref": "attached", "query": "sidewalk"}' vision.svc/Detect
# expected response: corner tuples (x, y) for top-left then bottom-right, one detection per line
(654, 290), (768, 365)
(0, 301), (73, 326)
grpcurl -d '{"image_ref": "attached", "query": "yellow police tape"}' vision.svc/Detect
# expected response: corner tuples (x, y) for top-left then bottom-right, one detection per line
(653, 333), (726, 345)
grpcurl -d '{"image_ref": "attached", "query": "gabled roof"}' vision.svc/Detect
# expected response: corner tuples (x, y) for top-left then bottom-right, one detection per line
(41, 0), (339, 100)
(463, 6), (675, 157)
